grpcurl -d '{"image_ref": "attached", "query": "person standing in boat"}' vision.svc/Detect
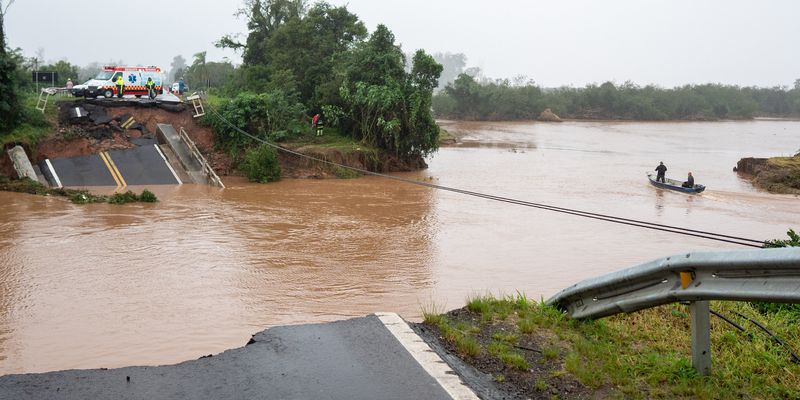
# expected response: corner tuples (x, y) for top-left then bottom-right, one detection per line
(655, 161), (667, 183)
(682, 172), (695, 188)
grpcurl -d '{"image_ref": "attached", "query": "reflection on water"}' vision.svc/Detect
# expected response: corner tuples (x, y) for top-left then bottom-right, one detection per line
(1, 120), (799, 374)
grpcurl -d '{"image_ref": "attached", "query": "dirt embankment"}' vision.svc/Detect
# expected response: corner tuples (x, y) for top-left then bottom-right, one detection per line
(3, 99), (426, 180)
(278, 144), (426, 179)
(737, 156), (800, 194)
(2, 99), (233, 177)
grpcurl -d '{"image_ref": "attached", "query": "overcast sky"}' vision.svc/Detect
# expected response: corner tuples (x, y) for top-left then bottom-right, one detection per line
(5, 0), (799, 87)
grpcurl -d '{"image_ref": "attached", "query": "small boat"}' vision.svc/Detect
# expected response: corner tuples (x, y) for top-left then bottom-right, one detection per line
(647, 173), (705, 193)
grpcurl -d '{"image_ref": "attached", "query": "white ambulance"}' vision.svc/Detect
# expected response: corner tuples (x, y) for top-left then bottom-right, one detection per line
(72, 66), (164, 98)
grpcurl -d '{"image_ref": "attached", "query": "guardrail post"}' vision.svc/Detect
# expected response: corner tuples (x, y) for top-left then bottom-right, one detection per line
(689, 300), (711, 376)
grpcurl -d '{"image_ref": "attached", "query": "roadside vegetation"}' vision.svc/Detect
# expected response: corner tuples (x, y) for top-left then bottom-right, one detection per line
(240, 144), (282, 183)
(423, 293), (800, 399)
(422, 231), (800, 399)
(433, 73), (800, 121)
(194, 0), (443, 182)
(0, 176), (158, 205)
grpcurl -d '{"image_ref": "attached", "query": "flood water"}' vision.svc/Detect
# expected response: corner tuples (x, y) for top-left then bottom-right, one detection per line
(1, 120), (799, 374)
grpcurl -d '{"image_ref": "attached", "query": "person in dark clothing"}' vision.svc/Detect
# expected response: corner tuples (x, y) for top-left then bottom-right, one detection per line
(682, 172), (695, 188)
(655, 161), (667, 183)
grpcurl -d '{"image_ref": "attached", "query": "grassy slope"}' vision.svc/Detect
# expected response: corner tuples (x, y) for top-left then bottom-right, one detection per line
(759, 156), (800, 193)
(425, 295), (799, 399)
(1, 93), (62, 147)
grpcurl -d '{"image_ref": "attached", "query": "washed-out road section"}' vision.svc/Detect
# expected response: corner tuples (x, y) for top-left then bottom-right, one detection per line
(0, 314), (478, 400)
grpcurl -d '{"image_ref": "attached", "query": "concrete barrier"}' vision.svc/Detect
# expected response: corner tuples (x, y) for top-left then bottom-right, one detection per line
(6, 146), (38, 181)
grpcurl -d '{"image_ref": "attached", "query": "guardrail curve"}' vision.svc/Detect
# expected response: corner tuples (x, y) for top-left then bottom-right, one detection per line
(546, 248), (800, 320)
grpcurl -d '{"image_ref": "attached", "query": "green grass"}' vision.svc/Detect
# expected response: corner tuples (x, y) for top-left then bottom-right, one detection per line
(0, 177), (158, 205)
(1, 93), (59, 147)
(492, 332), (519, 344)
(766, 156), (800, 169)
(438, 127), (457, 145)
(534, 378), (549, 392)
(755, 156), (800, 192)
(333, 166), (360, 179)
(455, 335), (481, 358)
(427, 294), (800, 399)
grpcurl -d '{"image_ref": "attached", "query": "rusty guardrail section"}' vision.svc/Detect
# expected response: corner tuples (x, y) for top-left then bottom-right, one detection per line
(178, 127), (225, 188)
(546, 247), (800, 375)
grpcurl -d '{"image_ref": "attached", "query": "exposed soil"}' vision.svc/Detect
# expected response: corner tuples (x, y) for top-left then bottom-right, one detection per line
(3, 99), (425, 180)
(736, 156), (800, 194)
(0, 99), (228, 178)
(537, 108), (563, 122)
(414, 308), (595, 400)
(277, 143), (427, 179)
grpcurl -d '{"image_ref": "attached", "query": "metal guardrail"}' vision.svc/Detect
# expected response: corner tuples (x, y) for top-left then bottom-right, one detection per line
(546, 248), (800, 375)
(178, 127), (225, 188)
(547, 248), (800, 319)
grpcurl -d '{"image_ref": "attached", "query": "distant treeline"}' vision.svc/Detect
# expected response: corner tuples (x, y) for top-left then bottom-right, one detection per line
(433, 74), (800, 121)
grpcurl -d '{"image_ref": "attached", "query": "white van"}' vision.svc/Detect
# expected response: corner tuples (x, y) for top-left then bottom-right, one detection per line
(72, 66), (164, 98)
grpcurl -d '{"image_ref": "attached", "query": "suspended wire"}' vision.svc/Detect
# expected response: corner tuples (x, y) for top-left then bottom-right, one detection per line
(202, 100), (765, 248)
(678, 301), (798, 364)
(734, 311), (800, 364)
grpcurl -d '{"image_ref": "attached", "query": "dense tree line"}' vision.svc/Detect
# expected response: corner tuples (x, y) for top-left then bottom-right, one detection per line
(0, 1), (20, 133)
(211, 0), (442, 161)
(433, 74), (800, 121)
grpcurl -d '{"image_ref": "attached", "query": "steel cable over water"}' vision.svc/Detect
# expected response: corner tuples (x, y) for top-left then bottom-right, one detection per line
(203, 100), (764, 248)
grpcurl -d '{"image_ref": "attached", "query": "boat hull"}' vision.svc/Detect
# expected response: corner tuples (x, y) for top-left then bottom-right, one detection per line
(647, 173), (705, 193)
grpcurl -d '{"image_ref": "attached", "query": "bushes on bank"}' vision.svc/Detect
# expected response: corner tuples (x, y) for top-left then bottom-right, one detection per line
(0, 177), (158, 204)
(240, 144), (281, 183)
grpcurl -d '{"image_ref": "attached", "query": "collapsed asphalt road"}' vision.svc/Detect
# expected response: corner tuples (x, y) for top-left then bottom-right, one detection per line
(0, 314), (480, 400)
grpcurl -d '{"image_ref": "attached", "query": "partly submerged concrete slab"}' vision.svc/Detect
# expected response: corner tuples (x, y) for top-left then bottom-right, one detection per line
(156, 123), (207, 185)
(0, 314), (478, 400)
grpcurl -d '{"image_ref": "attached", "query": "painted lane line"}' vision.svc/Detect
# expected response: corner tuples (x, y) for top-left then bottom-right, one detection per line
(98, 152), (121, 188)
(375, 312), (479, 400)
(121, 117), (136, 130)
(44, 159), (63, 188)
(153, 144), (182, 185)
(104, 152), (127, 189)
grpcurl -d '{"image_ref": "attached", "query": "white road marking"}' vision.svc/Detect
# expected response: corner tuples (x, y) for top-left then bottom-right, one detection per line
(375, 312), (479, 400)
(153, 144), (182, 185)
(44, 159), (63, 188)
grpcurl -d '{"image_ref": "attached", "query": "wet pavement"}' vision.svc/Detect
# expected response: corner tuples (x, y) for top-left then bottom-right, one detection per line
(0, 314), (473, 400)
(44, 145), (180, 188)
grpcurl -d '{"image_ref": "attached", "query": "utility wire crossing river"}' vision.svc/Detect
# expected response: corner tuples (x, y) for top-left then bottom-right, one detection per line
(0, 119), (798, 374)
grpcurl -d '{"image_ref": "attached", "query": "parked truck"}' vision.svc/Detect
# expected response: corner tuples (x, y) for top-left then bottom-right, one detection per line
(72, 66), (164, 99)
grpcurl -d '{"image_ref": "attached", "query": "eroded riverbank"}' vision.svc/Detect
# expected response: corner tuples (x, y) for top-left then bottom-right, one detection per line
(1, 120), (799, 374)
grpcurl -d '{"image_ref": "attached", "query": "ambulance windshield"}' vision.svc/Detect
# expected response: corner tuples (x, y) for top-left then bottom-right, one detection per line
(94, 71), (115, 80)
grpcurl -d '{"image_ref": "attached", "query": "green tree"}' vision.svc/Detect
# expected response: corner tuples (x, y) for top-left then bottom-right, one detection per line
(38, 60), (79, 87)
(432, 52), (466, 90)
(241, 144), (281, 183)
(205, 91), (306, 153)
(186, 59), (235, 90)
(764, 229), (800, 248)
(338, 25), (441, 159)
(187, 51), (207, 89)
(0, 0), (21, 134)
(228, 0), (365, 108)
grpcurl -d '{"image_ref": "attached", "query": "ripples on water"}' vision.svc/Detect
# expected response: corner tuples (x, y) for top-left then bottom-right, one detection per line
(1, 120), (799, 374)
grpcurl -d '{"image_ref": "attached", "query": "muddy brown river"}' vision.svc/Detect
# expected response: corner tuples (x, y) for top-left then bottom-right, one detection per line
(1, 120), (799, 374)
